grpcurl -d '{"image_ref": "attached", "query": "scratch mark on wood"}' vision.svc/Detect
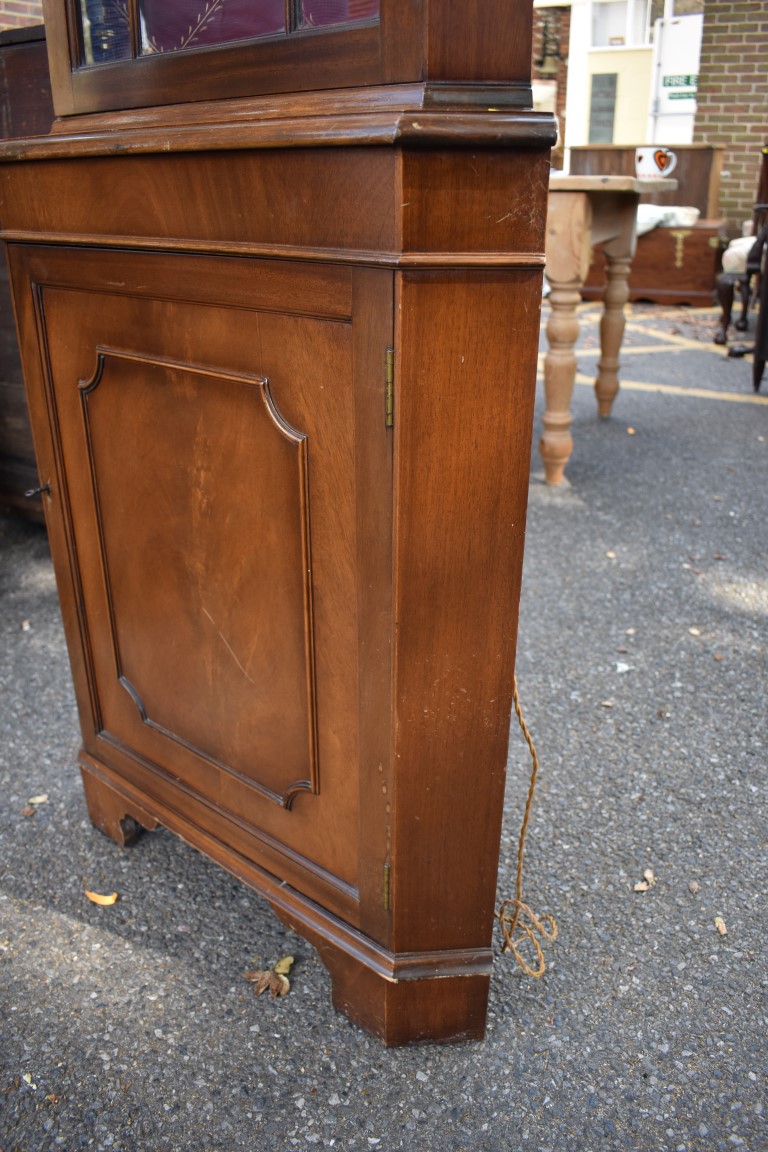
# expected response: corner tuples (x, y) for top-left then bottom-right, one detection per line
(202, 607), (257, 686)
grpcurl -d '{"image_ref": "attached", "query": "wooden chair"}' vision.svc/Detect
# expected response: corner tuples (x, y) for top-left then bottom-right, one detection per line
(714, 145), (768, 388)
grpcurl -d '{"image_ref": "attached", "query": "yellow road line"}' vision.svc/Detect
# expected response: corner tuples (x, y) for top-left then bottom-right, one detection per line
(572, 373), (768, 404)
(570, 341), (729, 357)
(623, 324), (720, 350)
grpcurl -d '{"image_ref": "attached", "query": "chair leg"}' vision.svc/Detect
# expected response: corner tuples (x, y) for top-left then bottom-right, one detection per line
(754, 357), (765, 392)
(714, 274), (735, 345)
(735, 274), (751, 331)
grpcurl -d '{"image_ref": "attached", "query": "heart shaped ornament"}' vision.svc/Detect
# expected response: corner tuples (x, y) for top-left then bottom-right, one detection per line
(635, 146), (677, 179)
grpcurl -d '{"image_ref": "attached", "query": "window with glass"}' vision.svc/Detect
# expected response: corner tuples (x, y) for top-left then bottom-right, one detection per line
(591, 0), (650, 48)
(79, 0), (379, 65)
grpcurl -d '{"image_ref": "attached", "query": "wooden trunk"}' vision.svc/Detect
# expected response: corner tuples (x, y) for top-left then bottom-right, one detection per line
(583, 218), (727, 306)
(0, 1), (554, 1045)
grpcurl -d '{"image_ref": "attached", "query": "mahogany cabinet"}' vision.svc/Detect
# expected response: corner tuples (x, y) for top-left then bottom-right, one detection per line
(0, 0), (555, 1044)
(0, 26), (54, 519)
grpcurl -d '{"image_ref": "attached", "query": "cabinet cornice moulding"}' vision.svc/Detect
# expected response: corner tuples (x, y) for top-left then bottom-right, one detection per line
(0, 84), (556, 162)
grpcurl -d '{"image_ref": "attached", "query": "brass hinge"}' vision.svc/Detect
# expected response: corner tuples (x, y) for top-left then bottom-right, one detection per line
(385, 348), (394, 429)
(383, 862), (391, 911)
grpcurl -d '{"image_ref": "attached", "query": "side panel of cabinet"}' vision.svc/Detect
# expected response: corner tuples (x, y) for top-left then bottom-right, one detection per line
(9, 244), (394, 928)
(390, 268), (542, 954)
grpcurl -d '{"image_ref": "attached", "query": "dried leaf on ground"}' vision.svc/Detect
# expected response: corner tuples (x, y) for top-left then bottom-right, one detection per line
(28, 794), (48, 806)
(84, 889), (118, 906)
(245, 955), (294, 998)
(634, 869), (657, 893)
(714, 916), (728, 936)
(22, 806), (37, 818)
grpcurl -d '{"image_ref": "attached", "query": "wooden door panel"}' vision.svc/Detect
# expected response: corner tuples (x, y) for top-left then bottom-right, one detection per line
(16, 249), (393, 916)
(81, 350), (317, 809)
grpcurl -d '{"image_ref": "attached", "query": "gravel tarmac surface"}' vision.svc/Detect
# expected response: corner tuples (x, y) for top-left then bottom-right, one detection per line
(1, 304), (766, 1151)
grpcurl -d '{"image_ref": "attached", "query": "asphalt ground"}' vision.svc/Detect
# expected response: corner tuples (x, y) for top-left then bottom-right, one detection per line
(1, 301), (766, 1151)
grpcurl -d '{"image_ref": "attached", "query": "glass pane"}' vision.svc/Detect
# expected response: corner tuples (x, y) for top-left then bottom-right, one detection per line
(139, 0), (286, 55)
(0, 1), (44, 33)
(298, 0), (379, 30)
(591, 1), (627, 48)
(80, 0), (132, 64)
(630, 0), (650, 45)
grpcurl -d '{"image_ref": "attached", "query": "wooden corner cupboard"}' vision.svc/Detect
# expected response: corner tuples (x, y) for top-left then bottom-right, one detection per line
(0, 0), (555, 1045)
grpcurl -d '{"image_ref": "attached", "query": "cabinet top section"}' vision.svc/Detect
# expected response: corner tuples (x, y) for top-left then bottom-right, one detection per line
(42, 0), (539, 120)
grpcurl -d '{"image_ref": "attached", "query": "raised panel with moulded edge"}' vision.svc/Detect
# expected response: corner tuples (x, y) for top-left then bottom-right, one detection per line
(79, 349), (319, 809)
(11, 243), (394, 927)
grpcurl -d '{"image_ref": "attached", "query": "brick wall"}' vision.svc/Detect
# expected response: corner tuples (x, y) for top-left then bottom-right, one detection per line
(0, 0), (44, 30)
(694, 1), (768, 234)
(532, 5), (570, 168)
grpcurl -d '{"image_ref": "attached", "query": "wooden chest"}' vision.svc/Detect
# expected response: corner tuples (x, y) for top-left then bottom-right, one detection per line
(583, 219), (727, 306)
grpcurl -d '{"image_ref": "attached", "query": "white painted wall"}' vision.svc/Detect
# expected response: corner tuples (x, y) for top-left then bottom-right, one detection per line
(647, 14), (703, 144)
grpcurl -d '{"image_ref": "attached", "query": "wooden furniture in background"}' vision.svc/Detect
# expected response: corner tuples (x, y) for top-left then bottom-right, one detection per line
(0, 26), (54, 519)
(0, 0), (555, 1044)
(569, 144), (722, 218)
(582, 218), (727, 307)
(570, 146), (726, 307)
(542, 174), (670, 486)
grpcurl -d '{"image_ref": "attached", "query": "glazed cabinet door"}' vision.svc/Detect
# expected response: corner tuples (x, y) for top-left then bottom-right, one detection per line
(10, 244), (393, 928)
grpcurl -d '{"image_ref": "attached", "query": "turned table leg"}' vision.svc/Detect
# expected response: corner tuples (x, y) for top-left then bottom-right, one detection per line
(595, 248), (631, 418)
(540, 280), (583, 485)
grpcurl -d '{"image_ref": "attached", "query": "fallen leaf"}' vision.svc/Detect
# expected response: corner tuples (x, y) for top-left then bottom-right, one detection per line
(45, 1093), (60, 1106)
(28, 794), (49, 806)
(273, 955), (295, 976)
(22, 1073), (37, 1089)
(714, 916), (727, 936)
(84, 889), (118, 906)
(689, 881), (700, 894)
(22, 806), (37, 818)
(713, 652), (724, 662)
(634, 869), (656, 893)
(245, 968), (291, 997)
(688, 627), (701, 636)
